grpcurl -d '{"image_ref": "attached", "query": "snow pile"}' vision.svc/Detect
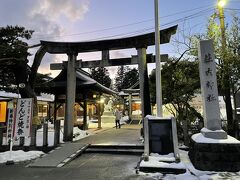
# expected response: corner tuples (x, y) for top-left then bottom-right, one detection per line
(121, 116), (129, 123)
(0, 150), (44, 164)
(140, 153), (185, 169)
(139, 150), (240, 180)
(73, 127), (90, 141)
(192, 133), (240, 144)
(139, 171), (198, 180)
(150, 153), (176, 162)
(36, 126), (90, 146)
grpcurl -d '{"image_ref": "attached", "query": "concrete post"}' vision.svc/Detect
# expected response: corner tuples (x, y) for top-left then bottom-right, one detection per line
(98, 102), (102, 129)
(83, 100), (88, 130)
(42, 120), (48, 147)
(30, 126), (37, 146)
(129, 93), (132, 121)
(137, 48), (151, 119)
(154, 0), (163, 117)
(143, 117), (149, 160)
(0, 128), (3, 146)
(64, 53), (77, 141)
(171, 117), (180, 162)
(54, 101), (60, 146)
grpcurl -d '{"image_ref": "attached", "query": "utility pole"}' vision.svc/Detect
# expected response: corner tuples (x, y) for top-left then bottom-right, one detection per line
(218, 0), (226, 51)
(217, 0), (234, 135)
(154, 0), (163, 117)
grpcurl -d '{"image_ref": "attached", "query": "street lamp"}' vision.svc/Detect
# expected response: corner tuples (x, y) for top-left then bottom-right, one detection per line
(217, 0), (235, 134)
(217, 0), (227, 50)
(218, 0), (226, 7)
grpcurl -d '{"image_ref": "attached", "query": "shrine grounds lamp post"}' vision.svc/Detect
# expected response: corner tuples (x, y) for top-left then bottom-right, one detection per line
(217, 0), (227, 50)
(217, 0), (234, 134)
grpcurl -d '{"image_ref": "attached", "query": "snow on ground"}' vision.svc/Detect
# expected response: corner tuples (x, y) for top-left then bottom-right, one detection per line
(0, 150), (44, 164)
(0, 120), (115, 164)
(140, 153), (185, 169)
(36, 125), (90, 146)
(150, 153), (176, 162)
(1, 120), (239, 179)
(139, 149), (240, 180)
(192, 132), (240, 144)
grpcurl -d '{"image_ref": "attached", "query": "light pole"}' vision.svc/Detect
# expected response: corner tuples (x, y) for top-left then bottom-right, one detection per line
(154, 0), (163, 117)
(218, 0), (227, 52)
(217, 0), (234, 135)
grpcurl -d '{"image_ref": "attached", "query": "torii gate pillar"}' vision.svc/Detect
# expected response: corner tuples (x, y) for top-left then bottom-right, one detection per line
(137, 48), (151, 119)
(64, 53), (77, 141)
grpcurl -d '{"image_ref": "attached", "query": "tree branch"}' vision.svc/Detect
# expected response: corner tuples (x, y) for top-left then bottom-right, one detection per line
(29, 45), (47, 88)
(173, 48), (194, 66)
(0, 57), (25, 62)
(17, 43), (41, 49)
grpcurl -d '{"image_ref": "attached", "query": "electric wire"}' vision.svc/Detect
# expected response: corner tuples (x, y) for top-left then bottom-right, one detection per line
(29, 5), (214, 42)
(85, 8), (214, 41)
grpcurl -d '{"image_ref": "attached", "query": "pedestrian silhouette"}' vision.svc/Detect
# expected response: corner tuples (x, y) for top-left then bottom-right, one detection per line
(114, 107), (122, 129)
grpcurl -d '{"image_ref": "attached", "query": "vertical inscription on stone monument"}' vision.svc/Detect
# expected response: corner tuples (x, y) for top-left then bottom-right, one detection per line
(198, 40), (222, 130)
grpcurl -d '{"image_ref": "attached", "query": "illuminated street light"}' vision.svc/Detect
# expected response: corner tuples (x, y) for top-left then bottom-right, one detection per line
(99, 98), (105, 104)
(217, 0), (226, 49)
(218, 0), (226, 7)
(217, 0), (235, 133)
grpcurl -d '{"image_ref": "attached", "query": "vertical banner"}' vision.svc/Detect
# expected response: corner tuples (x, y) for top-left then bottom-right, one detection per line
(6, 101), (14, 143)
(14, 98), (33, 139)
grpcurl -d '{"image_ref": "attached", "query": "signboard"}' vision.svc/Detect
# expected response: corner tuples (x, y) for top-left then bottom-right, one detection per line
(6, 101), (14, 143)
(14, 98), (33, 139)
(144, 116), (179, 161)
(148, 119), (173, 154)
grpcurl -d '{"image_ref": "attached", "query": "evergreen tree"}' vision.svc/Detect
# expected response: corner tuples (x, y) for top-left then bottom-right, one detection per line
(0, 25), (45, 126)
(149, 59), (201, 145)
(114, 66), (139, 91)
(122, 68), (139, 89)
(190, 14), (240, 136)
(90, 67), (111, 88)
(114, 66), (125, 91)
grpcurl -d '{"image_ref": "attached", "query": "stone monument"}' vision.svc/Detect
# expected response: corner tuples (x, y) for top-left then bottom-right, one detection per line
(101, 99), (115, 123)
(198, 39), (227, 139)
(189, 39), (240, 172)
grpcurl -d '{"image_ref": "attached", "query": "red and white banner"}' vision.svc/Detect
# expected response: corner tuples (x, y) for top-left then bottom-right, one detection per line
(14, 98), (33, 139)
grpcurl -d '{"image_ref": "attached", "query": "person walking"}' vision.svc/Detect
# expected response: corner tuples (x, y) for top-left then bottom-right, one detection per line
(114, 107), (122, 129)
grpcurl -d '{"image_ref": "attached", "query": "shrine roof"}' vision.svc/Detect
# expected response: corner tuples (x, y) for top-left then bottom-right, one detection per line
(35, 68), (116, 96)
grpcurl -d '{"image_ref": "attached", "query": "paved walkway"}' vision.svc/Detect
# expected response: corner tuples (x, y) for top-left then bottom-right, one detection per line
(29, 124), (143, 168)
(82, 124), (143, 145)
(28, 143), (88, 168)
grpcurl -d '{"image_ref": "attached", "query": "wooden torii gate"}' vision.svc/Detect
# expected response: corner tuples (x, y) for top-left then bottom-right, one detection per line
(34, 25), (177, 141)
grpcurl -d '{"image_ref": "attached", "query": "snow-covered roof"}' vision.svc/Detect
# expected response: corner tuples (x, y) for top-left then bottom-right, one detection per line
(0, 91), (54, 102)
(0, 91), (18, 98)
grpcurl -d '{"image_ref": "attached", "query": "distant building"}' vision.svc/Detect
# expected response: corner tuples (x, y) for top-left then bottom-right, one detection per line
(0, 91), (54, 123)
(189, 94), (227, 120)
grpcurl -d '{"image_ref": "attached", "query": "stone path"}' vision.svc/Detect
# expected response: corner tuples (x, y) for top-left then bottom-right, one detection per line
(28, 143), (88, 168)
(28, 124), (143, 168)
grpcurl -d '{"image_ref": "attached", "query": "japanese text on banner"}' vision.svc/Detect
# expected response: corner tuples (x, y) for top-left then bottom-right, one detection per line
(14, 98), (33, 139)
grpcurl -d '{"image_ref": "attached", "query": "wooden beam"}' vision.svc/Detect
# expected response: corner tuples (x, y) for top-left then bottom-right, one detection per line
(50, 54), (168, 70)
(41, 25), (177, 54)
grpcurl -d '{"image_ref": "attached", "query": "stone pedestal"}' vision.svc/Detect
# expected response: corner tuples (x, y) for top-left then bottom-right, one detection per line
(200, 128), (227, 139)
(101, 111), (115, 123)
(189, 39), (240, 172)
(189, 135), (240, 172)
